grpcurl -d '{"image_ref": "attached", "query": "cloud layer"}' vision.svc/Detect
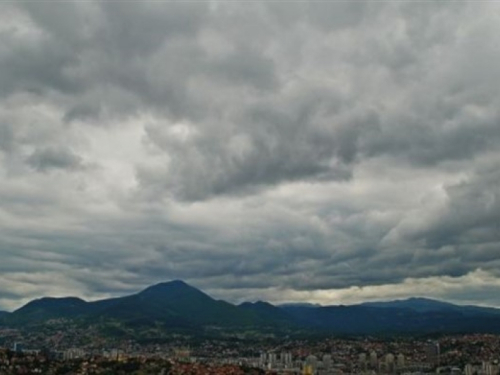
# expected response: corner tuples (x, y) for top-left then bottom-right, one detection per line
(1, 1), (500, 310)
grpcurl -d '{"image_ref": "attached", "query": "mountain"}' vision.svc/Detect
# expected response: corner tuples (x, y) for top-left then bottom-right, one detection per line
(278, 303), (321, 308)
(4, 282), (500, 337)
(90, 280), (260, 328)
(239, 301), (295, 326)
(6, 297), (88, 325)
(3, 280), (289, 332)
(361, 297), (456, 311)
(279, 299), (500, 335)
(361, 297), (500, 316)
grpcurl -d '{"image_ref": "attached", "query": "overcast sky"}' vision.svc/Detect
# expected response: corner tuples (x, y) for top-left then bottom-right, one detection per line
(1, 1), (500, 311)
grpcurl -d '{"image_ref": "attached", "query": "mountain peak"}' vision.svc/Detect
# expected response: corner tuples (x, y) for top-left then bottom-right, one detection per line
(169, 279), (189, 286)
(154, 279), (190, 288)
(406, 297), (440, 302)
(138, 280), (204, 297)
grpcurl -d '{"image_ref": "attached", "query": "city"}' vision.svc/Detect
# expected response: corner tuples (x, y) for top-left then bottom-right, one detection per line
(1, 333), (499, 374)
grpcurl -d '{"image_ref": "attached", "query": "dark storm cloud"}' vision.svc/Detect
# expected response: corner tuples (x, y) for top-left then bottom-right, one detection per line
(0, 1), (500, 309)
(397, 165), (500, 277)
(206, 46), (278, 91)
(0, 123), (14, 152)
(26, 147), (82, 172)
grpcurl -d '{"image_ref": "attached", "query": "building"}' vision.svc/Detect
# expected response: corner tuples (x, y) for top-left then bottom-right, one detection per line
(426, 342), (440, 366)
(322, 354), (332, 369)
(13, 343), (24, 353)
(369, 351), (378, 369)
(482, 361), (498, 375)
(397, 353), (405, 369)
(359, 353), (367, 371)
(385, 353), (395, 373)
(305, 355), (318, 374)
(464, 363), (474, 375)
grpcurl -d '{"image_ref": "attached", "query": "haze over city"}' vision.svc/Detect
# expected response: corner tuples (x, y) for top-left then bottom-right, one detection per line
(1, 1), (500, 312)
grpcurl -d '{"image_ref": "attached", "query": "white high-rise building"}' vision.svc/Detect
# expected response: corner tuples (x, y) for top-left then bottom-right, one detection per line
(386, 353), (395, 373)
(482, 361), (498, 375)
(281, 352), (292, 365)
(268, 353), (278, 366)
(359, 353), (367, 371)
(397, 353), (405, 368)
(322, 354), (333, 369)
(259, 353), (267, 366)
(370, 351), (378, 368)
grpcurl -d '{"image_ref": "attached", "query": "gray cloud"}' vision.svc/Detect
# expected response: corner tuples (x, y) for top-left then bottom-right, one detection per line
(26, 146), (82, 172)
(0, 1), (499, 310)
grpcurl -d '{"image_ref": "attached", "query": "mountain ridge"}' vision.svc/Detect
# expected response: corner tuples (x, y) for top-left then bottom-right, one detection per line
(2, 281), (500, 336)
(3, 285), (494, 313)
(1, 280), (292, 331)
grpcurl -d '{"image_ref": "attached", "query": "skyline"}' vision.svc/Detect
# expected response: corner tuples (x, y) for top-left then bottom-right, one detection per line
(1, 1), (500, 311)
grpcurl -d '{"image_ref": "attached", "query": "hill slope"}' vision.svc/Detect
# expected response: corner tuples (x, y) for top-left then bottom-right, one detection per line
(5, 297), (88, 325)
(239, 301), (296, 326)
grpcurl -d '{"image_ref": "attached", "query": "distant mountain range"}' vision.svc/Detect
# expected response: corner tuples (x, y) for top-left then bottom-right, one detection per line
(2, 280), (500, 337)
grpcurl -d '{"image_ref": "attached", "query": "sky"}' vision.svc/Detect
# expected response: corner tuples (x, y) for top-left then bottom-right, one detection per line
(0, 1), (500, 311)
